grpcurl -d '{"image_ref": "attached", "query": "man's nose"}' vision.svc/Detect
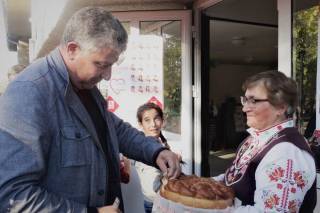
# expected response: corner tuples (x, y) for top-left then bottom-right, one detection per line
(102, 68), (112, 81)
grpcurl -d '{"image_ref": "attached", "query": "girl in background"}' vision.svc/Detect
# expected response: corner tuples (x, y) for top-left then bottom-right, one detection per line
(135, 102), (170, 213)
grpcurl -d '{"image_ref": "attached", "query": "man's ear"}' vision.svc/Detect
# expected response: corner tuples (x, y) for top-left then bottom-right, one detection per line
(66, 42), (80, 60)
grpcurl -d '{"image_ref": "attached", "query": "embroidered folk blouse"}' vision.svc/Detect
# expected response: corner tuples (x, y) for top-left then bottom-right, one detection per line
(227, 120), (316, 212)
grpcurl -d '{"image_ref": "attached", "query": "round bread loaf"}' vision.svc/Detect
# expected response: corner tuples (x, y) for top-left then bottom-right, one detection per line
(160, 175), (234, 209)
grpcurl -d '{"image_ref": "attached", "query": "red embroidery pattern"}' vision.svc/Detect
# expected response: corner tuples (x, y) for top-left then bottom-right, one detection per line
(293, 171), (306, 189)
(225, 122), (290, 186)
(288, 200), (299, 213)
(264, 159), (306, 211)
(269, 167), (285, 182)
(264, 194), (280, 209)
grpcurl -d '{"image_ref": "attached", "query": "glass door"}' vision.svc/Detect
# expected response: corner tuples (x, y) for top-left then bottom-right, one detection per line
(98, 10), (192, 173)
(292, 1), (319, 137)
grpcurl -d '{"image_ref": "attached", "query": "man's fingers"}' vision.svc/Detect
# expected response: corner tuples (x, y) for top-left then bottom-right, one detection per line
(173, 159), (181, 178)
(166, 159), (175, 178)
(156, 150), (181, 179)
(157, 158), (168, 175)
(166, 158), (181, 179)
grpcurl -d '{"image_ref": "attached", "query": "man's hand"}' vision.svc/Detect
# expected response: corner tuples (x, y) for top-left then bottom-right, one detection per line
(97, 205), (121, 213)
(97, 197), (121, 213)
(156, 150), (181, 179)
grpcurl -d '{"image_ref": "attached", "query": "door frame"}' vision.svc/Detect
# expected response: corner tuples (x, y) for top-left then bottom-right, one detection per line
(193, 0), (292, 175)
(113, 10), (193, 174)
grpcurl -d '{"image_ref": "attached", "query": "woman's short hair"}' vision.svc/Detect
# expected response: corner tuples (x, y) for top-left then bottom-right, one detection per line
(137, 102), (164, 123)
(61, 6), (128, 53)
(242, 71), (298, 115)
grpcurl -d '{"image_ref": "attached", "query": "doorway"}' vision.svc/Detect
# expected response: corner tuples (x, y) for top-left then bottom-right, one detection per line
(106, 11), (193, 174)
(201, 0), (278, 176)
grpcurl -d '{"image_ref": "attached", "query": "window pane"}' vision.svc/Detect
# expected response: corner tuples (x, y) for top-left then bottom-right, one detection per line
(292, 2), (319, 136)
(140, 21), (182, 134)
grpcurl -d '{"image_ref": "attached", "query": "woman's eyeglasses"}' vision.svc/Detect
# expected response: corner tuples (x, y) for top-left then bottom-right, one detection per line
(240, 96), (269, 106)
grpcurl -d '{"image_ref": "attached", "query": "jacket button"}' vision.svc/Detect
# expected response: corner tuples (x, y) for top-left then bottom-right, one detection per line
(97, 190), (105, 196)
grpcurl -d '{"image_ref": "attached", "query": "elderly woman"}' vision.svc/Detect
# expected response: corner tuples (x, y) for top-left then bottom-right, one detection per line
(217, 71), (316, 212)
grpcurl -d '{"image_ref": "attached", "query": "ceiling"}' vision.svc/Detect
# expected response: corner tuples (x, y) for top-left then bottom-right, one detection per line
(1, 0), (319, 65)
(210, 20), (278, 66)
(204, 0), (278, 25)
(204, 0), (319, 66)
(1, 0), (193, 51)
(205, 0), (278, 66)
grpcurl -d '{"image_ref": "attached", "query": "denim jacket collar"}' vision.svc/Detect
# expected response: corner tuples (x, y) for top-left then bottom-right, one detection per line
(47, 48), (70, 93)
(47, 48), (107, 150)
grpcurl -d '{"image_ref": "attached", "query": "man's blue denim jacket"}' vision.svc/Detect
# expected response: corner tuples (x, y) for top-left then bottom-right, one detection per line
(0, 48), (163, 212)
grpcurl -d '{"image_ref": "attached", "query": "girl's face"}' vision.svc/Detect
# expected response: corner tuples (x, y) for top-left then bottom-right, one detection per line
(139, 109), (164, 137)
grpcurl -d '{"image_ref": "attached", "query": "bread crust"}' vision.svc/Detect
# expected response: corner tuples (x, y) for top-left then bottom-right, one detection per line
(159, 175), (234, 209)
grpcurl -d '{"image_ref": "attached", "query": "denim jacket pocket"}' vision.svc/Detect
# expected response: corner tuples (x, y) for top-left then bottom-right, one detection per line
(60, 126), (91, 167)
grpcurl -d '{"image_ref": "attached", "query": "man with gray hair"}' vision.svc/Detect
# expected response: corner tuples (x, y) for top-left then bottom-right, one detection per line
(0, 7), (181, 213)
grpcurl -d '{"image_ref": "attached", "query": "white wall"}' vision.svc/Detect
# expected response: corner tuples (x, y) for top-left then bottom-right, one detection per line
(277, 0), (291, 77)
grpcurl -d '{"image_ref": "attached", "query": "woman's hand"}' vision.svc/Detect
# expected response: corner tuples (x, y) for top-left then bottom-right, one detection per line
(211, 173), (225, 183)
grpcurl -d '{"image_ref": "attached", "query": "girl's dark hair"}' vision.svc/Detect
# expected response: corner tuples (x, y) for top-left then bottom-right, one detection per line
(137, 102), (167, 144)
(137, 102), (164, 122)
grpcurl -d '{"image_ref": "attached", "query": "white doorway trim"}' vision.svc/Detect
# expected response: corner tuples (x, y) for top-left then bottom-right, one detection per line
(278, 0), (292, 77)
